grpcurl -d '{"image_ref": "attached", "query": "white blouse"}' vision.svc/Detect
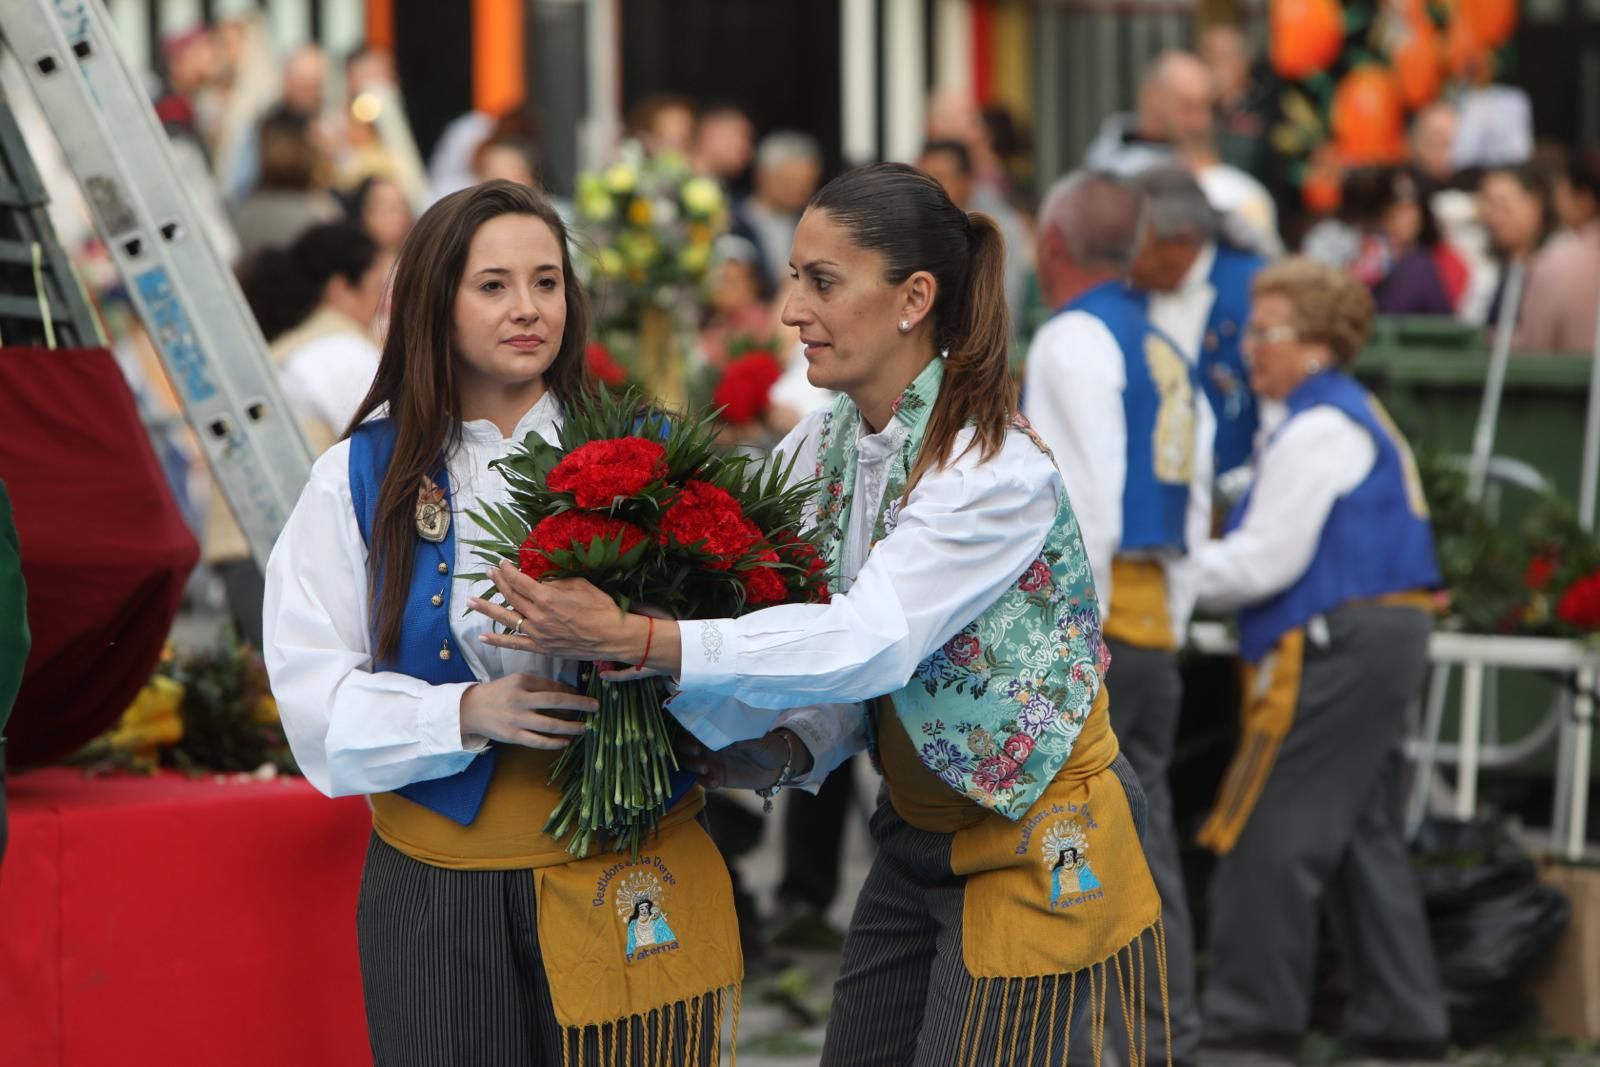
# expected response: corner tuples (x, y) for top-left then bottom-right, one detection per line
(262, 394), (576, 799)
(669, 403), (1063, 783)
(1180, 399), (1377, 612)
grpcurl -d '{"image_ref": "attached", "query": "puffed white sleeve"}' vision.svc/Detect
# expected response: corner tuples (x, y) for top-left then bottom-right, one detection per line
(674, 433), (1060, 708)
(262, 446), (484, 799)
(1187, 407), (1376, 612)
(665, 408), (867, 789)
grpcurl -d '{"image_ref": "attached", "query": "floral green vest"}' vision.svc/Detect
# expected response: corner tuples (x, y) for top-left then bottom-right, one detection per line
(808, 359), (1109, 820)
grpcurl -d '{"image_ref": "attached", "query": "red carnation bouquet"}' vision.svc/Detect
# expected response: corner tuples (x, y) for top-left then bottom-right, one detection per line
(710, 350), (785, 426)
(463, 387), (827, 855)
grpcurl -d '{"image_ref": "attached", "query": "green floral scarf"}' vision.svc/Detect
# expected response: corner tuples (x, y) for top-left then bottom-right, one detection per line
(807, 359), (1109, 820)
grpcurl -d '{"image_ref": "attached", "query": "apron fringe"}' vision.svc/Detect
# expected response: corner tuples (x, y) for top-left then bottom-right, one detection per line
(556, 985), (737, 1067)
(951, 920), (1172, 1067)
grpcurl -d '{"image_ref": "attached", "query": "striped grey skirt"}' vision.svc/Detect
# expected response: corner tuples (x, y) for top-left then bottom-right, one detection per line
(820, 753), (1150, 1067)
(355, 834), (719, 1066)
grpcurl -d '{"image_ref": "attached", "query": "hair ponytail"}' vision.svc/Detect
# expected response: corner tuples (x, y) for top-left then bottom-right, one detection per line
(907, 211), (1014, 491)
(809, 163), (1018, 493)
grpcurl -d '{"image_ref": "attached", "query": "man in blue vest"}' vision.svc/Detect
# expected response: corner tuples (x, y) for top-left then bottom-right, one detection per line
(1129, 165), (1268, 485)
(1024, 170), (1212, 1067)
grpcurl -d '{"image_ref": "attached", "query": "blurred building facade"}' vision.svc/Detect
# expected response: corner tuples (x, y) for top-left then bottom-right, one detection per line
(81, 0), (1600, 199)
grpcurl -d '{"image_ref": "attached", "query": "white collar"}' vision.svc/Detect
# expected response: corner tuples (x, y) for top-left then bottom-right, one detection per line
(1178, 242), (1218, 294)
(459, 390), (561, 446)
(855, 414), (906, 463)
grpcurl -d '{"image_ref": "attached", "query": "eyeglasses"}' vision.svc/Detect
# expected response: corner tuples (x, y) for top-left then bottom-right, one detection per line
(1244, 325), (1299, 345)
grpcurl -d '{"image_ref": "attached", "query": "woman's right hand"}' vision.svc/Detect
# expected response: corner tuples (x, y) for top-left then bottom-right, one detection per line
(459, 673), (597, 750)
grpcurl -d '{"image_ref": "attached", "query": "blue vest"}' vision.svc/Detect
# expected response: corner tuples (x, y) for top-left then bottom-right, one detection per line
(1063, 281), (1195, 553)
(1229, 372), (1441, 662)
(1200, 246), (1266, 475)
(348, 420), (497, 825)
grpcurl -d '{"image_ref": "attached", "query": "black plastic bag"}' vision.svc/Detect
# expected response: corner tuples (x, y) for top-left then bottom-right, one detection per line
(1413, 817), (1570, 1045)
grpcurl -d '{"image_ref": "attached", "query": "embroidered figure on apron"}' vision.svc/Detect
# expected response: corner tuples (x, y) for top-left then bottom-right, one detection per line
(1045, 818), (1104, 907)
(617, 870), (680, 962)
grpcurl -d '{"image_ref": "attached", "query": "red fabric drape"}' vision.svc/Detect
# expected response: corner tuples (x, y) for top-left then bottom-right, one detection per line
(0, 768), (373, 1066)
(0, 346), (198, 766)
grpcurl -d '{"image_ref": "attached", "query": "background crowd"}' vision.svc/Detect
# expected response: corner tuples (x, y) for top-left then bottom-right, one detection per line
(6, 5), (1600, 1063)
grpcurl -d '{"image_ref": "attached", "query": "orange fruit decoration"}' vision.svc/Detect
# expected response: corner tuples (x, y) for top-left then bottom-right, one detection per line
(1393, 10), (1442, 109)
(1331, 65), (1407, 163)
(1446, 13), (1488, 78)
(1303, 144), (1345, 212)
(1303, 170), (1344, 212)
(1459, 0), (1517, 48)
(1271, 0), (1347, 81)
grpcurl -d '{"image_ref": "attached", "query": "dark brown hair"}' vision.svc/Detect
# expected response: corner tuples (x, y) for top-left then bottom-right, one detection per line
(345, 180), (595, 660)
(809, 162), (1014, 489)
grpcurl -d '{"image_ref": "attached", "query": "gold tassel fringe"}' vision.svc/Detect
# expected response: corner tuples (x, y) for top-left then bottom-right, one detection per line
(558, 984), (739, 1067)
(951, 919), (1172, 1067)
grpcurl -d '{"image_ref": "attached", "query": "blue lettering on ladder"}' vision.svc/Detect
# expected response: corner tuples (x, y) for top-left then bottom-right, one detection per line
(134, 268), (217, 403)
(53, 0), (91, 40)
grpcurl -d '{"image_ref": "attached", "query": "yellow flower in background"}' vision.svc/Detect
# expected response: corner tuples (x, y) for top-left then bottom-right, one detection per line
(620, 231), (659, 267)
(108, 675), (186, 758)
(604, 162), (639, 195)
(689, 223), (713, 246)
(627, 198), (654, 227)
(598, 249), (625, 277)
(578, 177), (615, 222)
(682, 176), (723, 218)
(678, 243), (710, 274)
(252, 694), (280, 725)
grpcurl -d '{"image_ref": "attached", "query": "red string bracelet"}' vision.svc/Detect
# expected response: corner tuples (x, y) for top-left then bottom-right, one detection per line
(635, 616), (655, 671)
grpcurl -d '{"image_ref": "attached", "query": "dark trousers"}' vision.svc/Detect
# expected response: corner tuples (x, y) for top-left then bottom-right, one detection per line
(1201, 604), (1448, 1047)
(821, 755), (1148, 1066)
(356, 834), (718, 1066)
(779, 752), (858, 910)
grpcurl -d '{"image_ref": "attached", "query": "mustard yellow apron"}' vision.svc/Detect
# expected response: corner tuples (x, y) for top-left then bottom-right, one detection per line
(373, 744), (743, 1066)
(878, 686), (1171, 1066)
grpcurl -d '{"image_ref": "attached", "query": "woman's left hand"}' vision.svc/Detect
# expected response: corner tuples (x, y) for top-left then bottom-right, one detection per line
(470, 560), (632, 661)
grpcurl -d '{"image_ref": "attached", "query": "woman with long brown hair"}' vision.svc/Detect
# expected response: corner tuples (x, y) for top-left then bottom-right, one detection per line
(471, 163), (1168, 1066)
(262, 180), (741, 1066)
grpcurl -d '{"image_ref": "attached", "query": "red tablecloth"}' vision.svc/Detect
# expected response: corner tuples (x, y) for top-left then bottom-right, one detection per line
(0, 768), (374, 1066)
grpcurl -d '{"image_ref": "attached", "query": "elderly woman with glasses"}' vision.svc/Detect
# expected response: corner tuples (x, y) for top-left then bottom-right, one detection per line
(1179, 257), (1450, 1064)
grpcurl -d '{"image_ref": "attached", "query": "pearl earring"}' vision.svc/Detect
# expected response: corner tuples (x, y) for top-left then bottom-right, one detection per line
(898, 319), (911, 333)
(1305, 359), (1323, 374)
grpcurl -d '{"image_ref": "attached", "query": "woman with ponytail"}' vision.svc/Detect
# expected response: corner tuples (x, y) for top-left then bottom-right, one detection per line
(474, 163), (1168, 1065)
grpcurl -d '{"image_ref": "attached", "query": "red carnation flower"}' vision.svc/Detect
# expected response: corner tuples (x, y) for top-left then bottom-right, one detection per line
(712, 351), (784, 425)
(1557, 570), (1600, 630)
(547, 438), (667, 509)
(775, 532), (830, 601)
(1526, 554), (1558, 590)
(659, 480), (761, 567)
(519, 511), (648, 579)
(586, 342), (628, 386)
(743, 562), (791, 606)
